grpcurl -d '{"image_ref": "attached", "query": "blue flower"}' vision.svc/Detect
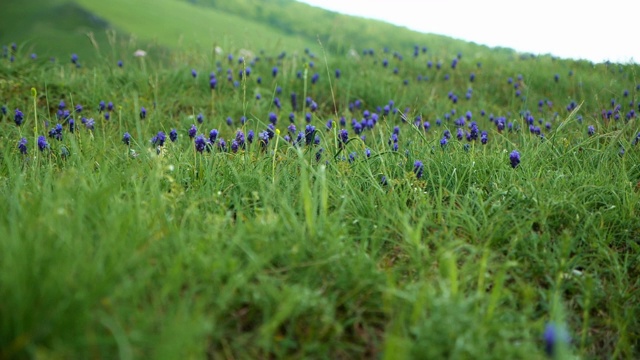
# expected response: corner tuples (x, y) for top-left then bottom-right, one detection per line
(543, 323), (570, 357)
(169, 129), (178, 142)
(18, 137), (27, 154)
(151, 131), (166, 147)
(194, 134), (207, 153)
(122, 132), (131, 145)
(209, 129), (218, 143)
(191, 69), (197, 78)
(37, 135), (48, 151)
(413, 160), (424, 179)
(71, 54), (78, 64)
(14, 108), (24, 126)
(140, 107), (147, 119)
(510, 150), (520, 168)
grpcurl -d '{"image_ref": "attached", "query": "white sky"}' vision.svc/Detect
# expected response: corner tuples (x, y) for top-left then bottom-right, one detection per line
(298, 0), (638, 64)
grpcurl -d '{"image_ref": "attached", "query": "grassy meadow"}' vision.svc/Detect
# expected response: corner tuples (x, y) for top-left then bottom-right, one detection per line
(1, 1), (640, 359)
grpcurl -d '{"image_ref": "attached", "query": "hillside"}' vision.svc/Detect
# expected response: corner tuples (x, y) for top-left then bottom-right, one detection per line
(0, 0), (525, 65)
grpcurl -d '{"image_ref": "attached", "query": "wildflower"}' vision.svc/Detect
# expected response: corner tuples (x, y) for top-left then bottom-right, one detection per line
(99, 101), (106, 112)
(107, 102), (114, 111)
(259, 130), (270, 147)
(37, 136), (48, 151)
(210, 77), (217, 89)
(413, 160), (424, 179)
(18, 138), (27, 154)
(139, 107), (147, 120)
(134, 50), (147, 57)
(274, 97), (281, 109)
(247, 130), (254, 144)
(151, 131), (166, 147)
(191, 69), (197, 78)
(122, 132), (131, 145)
(85, 118), (95, 130)
(335, 69), (341, 78)
(272, 66), (278, 77)
(226, 117), (233, 126)
(14, 108), (24, 126)
(188, 124), (197, 139)
(326, 119), (333, 130)
(235, 130), (246, 148)
(305, 112), (312, 123)
(311, 73), (319, 84)
(481, 131), (488, 144)
(104, 112), (110, 121)
(209, 129), (218, 143)
(543, 323), (570, 357)
(48, 124), (63, 141)
(509, 150), (520, 168)
(304, 125), (316, 146)
(440, 137), (448, 147)
(269, 112), (277, 125)
(339, 129), (349, 147)
(71, 54), (78, 64)
(75, 104), (83, 113)
(194, 135), (207, 153)
(118, 60), (123, 67)
(169, 129), (178, 142)
(68, 119), (75, 133)
(197, 113), (204, 123)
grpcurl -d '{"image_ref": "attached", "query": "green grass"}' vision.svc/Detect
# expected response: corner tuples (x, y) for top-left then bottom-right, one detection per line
(1, 6), (640, 359)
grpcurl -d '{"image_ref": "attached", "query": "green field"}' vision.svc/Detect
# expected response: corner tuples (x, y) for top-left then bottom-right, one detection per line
(1, 1), (639, 359)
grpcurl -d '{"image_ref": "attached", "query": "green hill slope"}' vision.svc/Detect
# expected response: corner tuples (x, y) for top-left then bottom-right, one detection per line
(1, 0), (523, 65)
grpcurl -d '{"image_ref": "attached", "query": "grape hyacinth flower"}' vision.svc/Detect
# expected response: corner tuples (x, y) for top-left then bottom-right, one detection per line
(18, 138), (28, 154)
(413, 160), (424, 179)
(209, 129), (219, 143)
(108, 102), (114, 111)
(75, 104), (83, 113)
(189, 124), (197, 138)
(510, 150), (521, 168)
(71, 54), (78, 64)
(440, 137), (448, 148)
(191, 69), (197, 78)
(169, 129), (178, 142)
(85, 118), (95, 130)
(543, 323), (570, 358)
(197, 113), (204, 124)
(122, 132), (131, 145)
(48, 124), (63, 141)
(118, 60), (123, 68)
(339, 129), (349, 147)
(140, 107), (147, 119)
(247, 130), (254, 144)
(304, 125), (316, 146)
(14, 108), (24, 126)
(194, 134), (207, 153)
(151, 131), (166, 147)
(99, 101), (106, 112)
(37, 135), (48, 151)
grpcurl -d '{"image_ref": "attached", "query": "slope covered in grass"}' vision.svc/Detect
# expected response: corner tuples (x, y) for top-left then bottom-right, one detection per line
(1, 27), (640, 358)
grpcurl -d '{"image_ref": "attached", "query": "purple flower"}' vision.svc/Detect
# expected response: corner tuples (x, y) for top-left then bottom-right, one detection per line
(259, 130), (270, 147)
(194, 135), (206, 153)
(108, 102), (114, 111)
(48, 124), (63, 141)
(235, 130), (246, 148)
(37, 135), (49, 151)
(543, 323), (570, 357)
(14, 108), (24, 126)
(169, 129), (178, 142)
(413, 160), (424, 179)
(509, 150), (520, 168)
(99, 101), (106, 112)
(272, 66), (278, 77)
(210, 77), (217, 89)
(75, 104), (83, 113)
(197, 113), (204, 123)
(118, 60), (123, 68)
(325, 119), (333, 130)
(304, 125), (316, 145)
(311, 73), (319, 84)
(339, 129), (349, 146)
(122, 132), (131, 145)
(71, 54), (78, 64)
(151, 131), (166, 147)
(188, 124), (197, 139)
(191, 69), (197, 78)
(85, 118), (95, 130)
(247, 130), (254, 143)
(18, 137), (27, 154)
(104, 112), (110, 121)
(480, 131), (488, 144)
(268, 112), (277, 125)
(140, 107), (147, 119)
(335, 69), (341, 78)
(440, 137), (448, 147)
(209, 129), (218, 143)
